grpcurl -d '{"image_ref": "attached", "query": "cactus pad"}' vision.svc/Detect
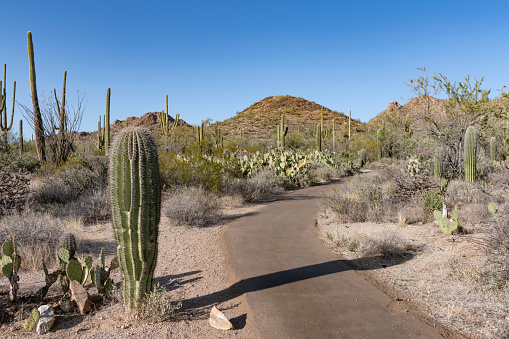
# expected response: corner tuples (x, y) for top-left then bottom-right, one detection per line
(66, 259), (83, 282)
(58, 248), (70, 263)
(23, 318), (36, 331)
(84, 256), (93, 271)
(2, 256), (13, 279)
(2, 241), (14, 257)
(32, 309), (40, 323)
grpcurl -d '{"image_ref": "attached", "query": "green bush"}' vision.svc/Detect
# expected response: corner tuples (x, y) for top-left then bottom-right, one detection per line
(420, 190), (443, 216)
(159, 152), (228, 192)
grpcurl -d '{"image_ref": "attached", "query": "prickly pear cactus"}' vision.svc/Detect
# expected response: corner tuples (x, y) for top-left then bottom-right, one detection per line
(1, 236), (20, 301)
(109, 127), (161, 309)
(464, 126), (477, 182)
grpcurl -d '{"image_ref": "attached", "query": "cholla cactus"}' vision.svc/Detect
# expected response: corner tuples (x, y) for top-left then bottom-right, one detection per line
(109, 127), (161, 309)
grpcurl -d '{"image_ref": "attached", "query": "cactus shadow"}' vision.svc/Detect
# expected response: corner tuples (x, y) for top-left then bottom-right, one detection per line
(154, 271), (202, 290)
(179, 255), (413, 315)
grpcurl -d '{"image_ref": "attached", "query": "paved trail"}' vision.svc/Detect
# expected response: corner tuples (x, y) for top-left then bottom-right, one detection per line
(223, 180), (447, 339)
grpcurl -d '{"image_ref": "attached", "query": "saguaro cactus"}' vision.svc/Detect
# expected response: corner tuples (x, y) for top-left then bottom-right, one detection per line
(434, 147), (443, 179)
(27, 31), (45, 162)
(1, 64), (16, 150)
(109, 127), (161, 309)
(359, 149), (366, 167)
(278, 115), (288, 149)
(348, 110), (351, 140)
(377, 128), (383, 159)
(464, 126), (477, 182)
(19, 120), (23, 154)
(490, 136), (496, 162)
(332, 119), (336, 150)
(105, 88), (111, 155)
(316, 124), (322, 152)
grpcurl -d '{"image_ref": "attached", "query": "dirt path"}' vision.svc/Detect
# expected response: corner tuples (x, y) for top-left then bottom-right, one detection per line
(223, 180), (450, 339)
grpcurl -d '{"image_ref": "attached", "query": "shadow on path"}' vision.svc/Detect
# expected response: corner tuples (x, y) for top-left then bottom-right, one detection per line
(175, 254), (412, 318)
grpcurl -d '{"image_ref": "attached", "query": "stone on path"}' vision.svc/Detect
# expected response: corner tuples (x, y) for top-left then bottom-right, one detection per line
(70, 280), (91, 314)
(209, 306), (234, 330)
(36, 305), (54, 335)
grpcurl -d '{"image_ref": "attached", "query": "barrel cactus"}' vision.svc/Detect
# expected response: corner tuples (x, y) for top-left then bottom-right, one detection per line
(490, 136), (496, 162)
(464, 126), (477, 182)
(434, 147), (443, 179)
(109, 127), (161, 309)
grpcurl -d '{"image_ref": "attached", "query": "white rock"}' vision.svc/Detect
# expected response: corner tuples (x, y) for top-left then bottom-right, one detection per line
(209, 306), (234, 330)
(36, 305), (54, 335)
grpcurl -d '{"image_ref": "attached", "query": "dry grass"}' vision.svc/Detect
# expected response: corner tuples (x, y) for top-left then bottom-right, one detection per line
(163, 186), (221, 227)
(0, 209), (65, 272)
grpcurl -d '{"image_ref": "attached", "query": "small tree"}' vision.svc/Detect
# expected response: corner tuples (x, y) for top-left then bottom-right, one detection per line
(407, 68), (502, 178)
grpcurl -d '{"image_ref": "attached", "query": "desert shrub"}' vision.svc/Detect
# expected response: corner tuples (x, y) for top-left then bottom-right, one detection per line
(459, 203), (491, 230)
(60, 165), (98, 195)
(0, 209), (64, 271)
(225, 169), (280, 202)
(446, 180), (490, 205)
(163, 187), (221, 227)
(64, 189), (111, 224)
(159, 152), (227, 192)
(285, 132), (307, 149)
(358, 228), (406, 259)
(30, 178), (78, 204)
(398, 204), (426, 224)
(419, 190), (443, 216)
(309, 163), (334, 182)
(477, 205), (509, 289)
(0, 152), (40, 173)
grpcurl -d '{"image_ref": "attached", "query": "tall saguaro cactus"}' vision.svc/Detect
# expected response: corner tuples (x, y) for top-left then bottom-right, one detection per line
(316, 124), (322, 152)
(19, 120), (23, 154)
(434, 147), (443, 179)
(109, 127), (161, 309)
(105, 88), (111, 155)
(27, 31), (45, 162)
(464, 126), (477, 182)
(490, 136), (496, 162)
(0, 64), (16, 150)
(348, 110), (351, 140)
(278, 115), (288, 149)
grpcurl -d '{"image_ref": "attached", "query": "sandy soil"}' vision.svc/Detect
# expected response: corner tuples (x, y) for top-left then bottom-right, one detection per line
(316, 211), (509, 339)
(0, 199), (270, 338)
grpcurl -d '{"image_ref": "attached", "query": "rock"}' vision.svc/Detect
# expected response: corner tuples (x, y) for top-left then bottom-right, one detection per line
(36, 305), (54, 335)
(209, 306), (234, 330)
(70, 280), (91, 314)
(385, 101), (402, 112)
(60, 298), (74, 313)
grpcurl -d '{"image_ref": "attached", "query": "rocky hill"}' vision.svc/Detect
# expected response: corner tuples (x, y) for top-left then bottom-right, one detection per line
(214, 95), (365, 140)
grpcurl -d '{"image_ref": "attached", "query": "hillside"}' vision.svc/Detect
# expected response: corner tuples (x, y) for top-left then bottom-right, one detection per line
(367, 96), (449, 132)
(368, 94), (509, 134)
(213, 95), (365, 140)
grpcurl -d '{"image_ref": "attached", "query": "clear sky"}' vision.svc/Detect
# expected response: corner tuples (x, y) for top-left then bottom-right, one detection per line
(2, 0), (509, 134)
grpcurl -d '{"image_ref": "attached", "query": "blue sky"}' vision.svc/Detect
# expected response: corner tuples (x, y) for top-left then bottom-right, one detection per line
(3, 0), (509, 133)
